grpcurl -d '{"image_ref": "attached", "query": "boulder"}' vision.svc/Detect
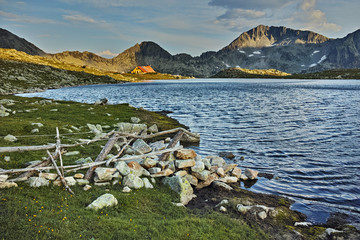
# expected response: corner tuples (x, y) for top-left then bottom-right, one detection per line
(219, 206), (227, 212)
(31, 128), (39, 133)
(76, 179), (90, 186)
(157, 161), (168, 169)
(115, 161), (130, 176)
(218, 176), (238, 183)
(196, 173), (219, 189)
(174, 149), (197, 160)
(162, 176), (194, 205)
(148, 167), (162, 174)
(128, 161), (145, 177)
(212, 181), (233, 191)
(258, 211), (267, 220)
(94, 168), (117, 182)
(130, 117), (141, 123)
(148, 124), (158, 133)
(143, 158), (158, 169)
(202, 158), (212, 170)
(116, 122), (147, 134)
(73, 173), (84, 179)
(167, 161), (176, 172)
(64, 177), (77, 186)
(39, 173), (58, 181)
(236, 204), (253, 214)
(4, 134), (17, 142)
(151, 169), (174, 178)
(192, 170), (210, 181)
(27, 177), (49, 187)
(142, 178), (154, 189)
(191, 161), (205, 173)
(132, 139), (152, 154)
(83, 185), (92, 191)
(184, 174), (198, 186)
(175, 159), (196, 169)
(219, 152), (235, 159)
(240, 174), (249, 181)
(0, 182), (18, 189)
(216, 168), (225, 177)
(223, 164), (238, 173)
(122, 186), (131, 192)
(175, 170), (188, 177)
(87, 123), (103, 136)
(86, 193), (118, 210)
(206, 156), (226, 167)
(231, 167), (242, 178)
(245, 168), (259, 180)
(123, 174), (144, 189)
(31, 122), (44, 128)
(149, 140), (166, 151)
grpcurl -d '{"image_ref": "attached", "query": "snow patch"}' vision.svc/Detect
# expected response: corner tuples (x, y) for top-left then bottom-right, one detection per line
(311, 50), (320, 56)
(318, 55), (327, 64)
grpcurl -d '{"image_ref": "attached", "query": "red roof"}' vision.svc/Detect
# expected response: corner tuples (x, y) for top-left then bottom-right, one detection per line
(138, 66), (155, 73)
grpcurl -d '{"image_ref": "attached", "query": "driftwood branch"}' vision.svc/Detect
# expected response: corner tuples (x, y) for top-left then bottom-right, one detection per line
(105, 138), (134, 167)
(2, 146), (183, 175)
(158, 130), (184, 162)
(84, 133), (120, 180)
(56, 127), (64, 176)
(47, 150), (74, 195)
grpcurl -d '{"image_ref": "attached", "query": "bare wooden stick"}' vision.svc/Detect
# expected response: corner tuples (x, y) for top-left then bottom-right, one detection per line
(105, 138), (134, 166)
(84, 133), (120, 180)
(158, 130), (184, 162)
(47, 150), (74, 195)
(1, 146), (184, 175)
(56, 127), (64, 176)
(0, 128), (199, 154)
(9, 151), (59, 182)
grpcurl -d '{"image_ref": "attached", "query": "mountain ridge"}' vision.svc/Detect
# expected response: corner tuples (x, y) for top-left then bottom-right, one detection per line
(1, 25), (360, 77)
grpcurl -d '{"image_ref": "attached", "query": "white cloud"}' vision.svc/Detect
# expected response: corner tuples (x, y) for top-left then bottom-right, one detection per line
(0, 10), (57, 24)
(218, 8), (266, 20)
(63, 14), (96, 23)
(96, 50), (119, 58)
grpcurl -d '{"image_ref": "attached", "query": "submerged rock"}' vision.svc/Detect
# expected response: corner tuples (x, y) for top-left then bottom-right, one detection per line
(245, 168), (259, 180)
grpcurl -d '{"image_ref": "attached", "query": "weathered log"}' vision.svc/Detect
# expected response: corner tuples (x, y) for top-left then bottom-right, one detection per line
(56, 127), (64, 176)
(9, 151), (59, 182)
(47, 150), (74, 195)
(84, 133), (120, 180)
(116, 127), (199, 140)
(158, 130), (184, 162)
(1, 146), (183, 175)
(105, 138), (134, 166)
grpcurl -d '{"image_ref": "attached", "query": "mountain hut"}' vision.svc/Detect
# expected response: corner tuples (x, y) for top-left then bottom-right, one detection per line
(131, 65), (156, 74)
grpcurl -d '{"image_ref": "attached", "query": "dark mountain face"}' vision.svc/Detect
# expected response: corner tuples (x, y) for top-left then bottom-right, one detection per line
(2, 25), (360, 77)
(0, 28), (45, 55)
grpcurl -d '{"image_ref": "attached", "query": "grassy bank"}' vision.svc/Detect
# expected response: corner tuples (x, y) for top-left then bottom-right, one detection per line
(0, 95), (267, 240)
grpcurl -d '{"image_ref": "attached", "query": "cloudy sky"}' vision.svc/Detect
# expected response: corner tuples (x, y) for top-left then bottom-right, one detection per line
(0, 0), (359, 57)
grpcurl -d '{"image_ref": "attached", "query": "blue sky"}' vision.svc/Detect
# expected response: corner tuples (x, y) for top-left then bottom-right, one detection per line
(1, 0), (359, 57)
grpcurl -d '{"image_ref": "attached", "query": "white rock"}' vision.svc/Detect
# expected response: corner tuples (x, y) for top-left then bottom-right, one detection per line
(132, 139), (152, 154)
(191, 161), (205, 173)
(245, 168), (259, 180)
(64, 177), (77, 186)
(162, 176), (194, 205)
(212, 181), (233, 191)
(83, 184), (92, 191)
(258, 211), (267, 220)
(76, 179), (90, 186)
(218, 176), (238, 183)
(86, 193), (118, 210)
(219, 206), (227, 212)
(31, 128), (39, 133)
(4, 134), (17, 142)
(31, 123), (44, 128)
(0, 181), (18, 189)
(142, 178), (154, 189)
(123, 174), (144, 189)
(294, 222), (313, 227)
(148, 124), (158, 133)
(94, 167), (117, 182)
(27, 177), (49, 187)
(39, 173), (58, 181)
(115, 161), (131, 176)
(130, 117), (141, 123)
(325, 228), (343, 235)
(4, 156), (10, 162)
(236, 204), (252, 214)
(0, 174), (9, 182)
(122, 186), (132, 192)
(215, 199), (229, 208)
(148, 167), (162, 174)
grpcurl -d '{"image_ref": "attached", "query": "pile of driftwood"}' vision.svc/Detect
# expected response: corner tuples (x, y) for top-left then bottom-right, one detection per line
(0, 127), (200, 194)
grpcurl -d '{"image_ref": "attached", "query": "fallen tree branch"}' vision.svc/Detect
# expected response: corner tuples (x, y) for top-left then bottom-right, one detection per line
(1, 146), (183, 175)
(158, 130), (184, 162)
(47, 150), (74, 195)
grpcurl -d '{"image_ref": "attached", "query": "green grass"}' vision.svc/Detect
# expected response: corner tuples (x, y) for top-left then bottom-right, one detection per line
(0, 184), (266, 240)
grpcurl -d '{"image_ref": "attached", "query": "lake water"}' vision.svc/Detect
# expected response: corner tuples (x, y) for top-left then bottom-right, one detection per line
(20, 79), (360, 225)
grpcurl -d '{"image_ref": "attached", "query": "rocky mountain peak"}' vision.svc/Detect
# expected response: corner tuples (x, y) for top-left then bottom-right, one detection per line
(0, 28), (45, 55)
(224, 25), (330, 50)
